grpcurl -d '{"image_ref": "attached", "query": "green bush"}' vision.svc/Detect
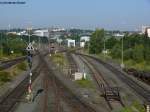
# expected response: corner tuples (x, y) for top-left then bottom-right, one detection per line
(110, 43), (121, 59)
(0, 71), (11, 82)
(132, 44), (144, 63)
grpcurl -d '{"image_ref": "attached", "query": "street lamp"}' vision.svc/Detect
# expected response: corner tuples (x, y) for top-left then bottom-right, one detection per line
(121, 36), (125, 69)
(103, 30), (106, 60)
(7, 24), (10, 55)
(95, 29), (98, 54)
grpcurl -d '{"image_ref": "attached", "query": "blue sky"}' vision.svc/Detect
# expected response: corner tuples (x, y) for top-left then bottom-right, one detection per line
(0, 0), (150, 30)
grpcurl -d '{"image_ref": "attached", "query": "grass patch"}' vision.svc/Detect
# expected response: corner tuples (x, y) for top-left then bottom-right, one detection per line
(0, 61), (27, 86)
(94, 53), (150, 72)
(16, 61), (27, 71)
(0, 67), (3, 71)
(0, 53), (24, 60)
(76, 79), (94, 88)
(116, 101), (145, 112)
(51, 53), (67, 67)
(10, 61), (27, 76)
(0, 71), (11, 83)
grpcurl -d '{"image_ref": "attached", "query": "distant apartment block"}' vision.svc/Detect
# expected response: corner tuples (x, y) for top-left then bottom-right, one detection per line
(113, 33), (124, 37)
(52, 28), (65, 32)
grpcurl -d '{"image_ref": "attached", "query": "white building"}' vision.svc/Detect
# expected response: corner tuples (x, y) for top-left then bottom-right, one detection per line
(142, 26), (150, 34)
(141, 26), (150, 37)
(33, 29), (49, 37)
(7, 32), (17, 35)
(80, 36), (90, 48)
(147, 28), (150, 38)
(80, 36), (90, 42)
(67, 39), (75, 47)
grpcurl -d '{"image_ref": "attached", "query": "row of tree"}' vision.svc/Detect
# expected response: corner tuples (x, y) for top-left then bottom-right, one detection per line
(0, 33), (48, 56)
(89, 29), (150, 63)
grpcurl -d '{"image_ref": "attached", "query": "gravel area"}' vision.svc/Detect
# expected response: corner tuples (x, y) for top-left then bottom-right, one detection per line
(93, 54), (150, 92)
(86, 57), (144, 105)
(46, 55), (111, 112)
(72, 54), (92, 80)
(73, 54), (125, 111)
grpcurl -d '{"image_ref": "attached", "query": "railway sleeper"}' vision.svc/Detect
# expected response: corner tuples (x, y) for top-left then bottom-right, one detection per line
(103, 86), (121, 102)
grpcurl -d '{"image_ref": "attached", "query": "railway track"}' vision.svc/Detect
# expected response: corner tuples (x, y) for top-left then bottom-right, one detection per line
(76, 54), (124, 110)
(77, 53), (150, 104)
(41, 52), (97, 112)
(65, 52), (78, 79)
(0, 56), (26, 64)
(0, 54), (43, 112)
(0, 52), (39, 70)
(0, 56), (27, 70)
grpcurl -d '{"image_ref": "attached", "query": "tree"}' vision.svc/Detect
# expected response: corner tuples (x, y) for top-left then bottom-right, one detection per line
(144, 46), (150, 62)
(106, 37), (118, 49)
(89, 29), (104, 54)
(132, 44), (144, 62)
(110, 43), (121, 59)
(124, 48), (133, 60)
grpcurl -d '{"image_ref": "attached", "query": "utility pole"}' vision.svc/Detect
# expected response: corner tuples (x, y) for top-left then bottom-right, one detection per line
(49, 38), (51, 54)
(0, 33), (2, 58)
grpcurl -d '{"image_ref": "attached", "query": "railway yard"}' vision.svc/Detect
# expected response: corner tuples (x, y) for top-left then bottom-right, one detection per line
(0, 46), (149, 112)
(1, 0), (150, 111)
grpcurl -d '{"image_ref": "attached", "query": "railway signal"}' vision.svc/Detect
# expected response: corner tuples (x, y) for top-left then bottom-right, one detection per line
(26, 43), (34, 51)
(26, 43), (34, 102)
